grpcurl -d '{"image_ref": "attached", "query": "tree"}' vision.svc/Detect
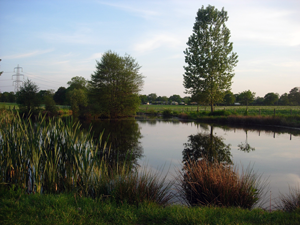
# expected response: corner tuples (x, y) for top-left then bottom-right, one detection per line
(139, 94), (148, 104)
(278, 93), (289, 105)
(237, 90), (255, 108)
(288, 87), (300, 105)
(89, 51), (144, 118)
(44, 95), (59, 116)
(69, 88), (88, 117)
(253, 97), (264, 106)
(147, 93), (157, 103)
(183, 5), (238, 112)
(53, 87), (67, 105)
(264, 92), (279, 105)
(67, 76), (88, 91)
(182, 96), (191, 105)
(16, 79), (41, 114)
(169, 94), (182, 103)
(223, 90), (235, 105)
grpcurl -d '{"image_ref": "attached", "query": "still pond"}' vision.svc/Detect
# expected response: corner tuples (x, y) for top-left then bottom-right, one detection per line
(82, 116), (300, 204)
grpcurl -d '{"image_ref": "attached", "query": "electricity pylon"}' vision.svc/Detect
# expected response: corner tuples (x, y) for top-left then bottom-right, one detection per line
(12, 64), (24, 92)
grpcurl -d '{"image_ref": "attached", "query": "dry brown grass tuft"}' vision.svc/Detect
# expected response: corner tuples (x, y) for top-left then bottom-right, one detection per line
(176, 159), (268, 209)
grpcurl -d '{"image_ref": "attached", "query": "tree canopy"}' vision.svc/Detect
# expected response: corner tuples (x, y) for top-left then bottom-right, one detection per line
(89, 51), (144, 118)
(237, 90), (255, 107)
(16, 79), (41, 114)
(264, 92), (279, 105)
(183, 5), (238, 112)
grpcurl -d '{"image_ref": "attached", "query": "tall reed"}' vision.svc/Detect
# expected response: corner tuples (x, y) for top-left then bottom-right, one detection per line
(0, 112), (174, 205)
(0, 112), (111, 195)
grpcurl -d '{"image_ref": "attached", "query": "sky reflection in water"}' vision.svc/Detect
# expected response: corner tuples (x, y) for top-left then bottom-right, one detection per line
(137, 119), (300, 202)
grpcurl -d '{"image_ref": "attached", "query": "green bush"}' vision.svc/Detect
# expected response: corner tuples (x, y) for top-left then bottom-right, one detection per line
(162, 109), (172, 118)
(209, 110), (231, 116)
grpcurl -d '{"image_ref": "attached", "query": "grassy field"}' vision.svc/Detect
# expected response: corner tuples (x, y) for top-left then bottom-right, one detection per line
(1, 191), (299, 225)
(0, 102), (19, 109)
(139, 105), (300, 116)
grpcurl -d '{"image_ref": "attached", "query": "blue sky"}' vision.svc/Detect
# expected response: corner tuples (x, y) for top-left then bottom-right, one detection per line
(0, 0), (299, 97)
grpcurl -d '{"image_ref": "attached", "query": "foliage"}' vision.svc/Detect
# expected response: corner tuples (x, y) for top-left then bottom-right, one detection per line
(67, 76), (88, 91)
(224, 90), (235, 105)
(53, 87), (67, 105)
(237, 90), (256, 107)
(68, 88), (88, 117)
(176, 159), (268, 209)
(44, 95), (59, 116)
(89, 51), (144, 118)
(0, 91), (15, 103)
(279, 93), (289, 105)
(183, 5), (238, 112)
(264, 92), (279, 105)
(169, 94), (182, 103)
(162, 109), (173, 118)
(139, 94), (148, 104)
(16, 79), (41, 115)
(288, 87), (300, 105)
(38, 89), (55, 104)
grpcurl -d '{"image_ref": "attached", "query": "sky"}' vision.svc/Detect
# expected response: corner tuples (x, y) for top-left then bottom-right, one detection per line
(0, 0), (299, 98)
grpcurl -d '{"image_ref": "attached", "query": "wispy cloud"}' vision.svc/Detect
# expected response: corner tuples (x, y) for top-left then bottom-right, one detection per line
(96, 1), (159, 18)
(88, 52), (103, 60)
(230, 7), (300, 46)
(2, 49), (54, 59)
(134, 34), (182, 52)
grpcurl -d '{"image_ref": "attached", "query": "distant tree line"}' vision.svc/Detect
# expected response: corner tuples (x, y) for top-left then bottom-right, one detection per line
(2, 51), (145, 118)
(1, 86), (300, 113)
(138, 87), (300, 107)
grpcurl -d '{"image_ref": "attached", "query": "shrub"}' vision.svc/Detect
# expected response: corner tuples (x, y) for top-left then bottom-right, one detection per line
(147, 109), (157, 116)
(276, 186), (300, 212)
(209, 110), (231, 116)
(162, 109), (172, 118)
(96, 167), (174, 206)
(176, 159), (268, 209)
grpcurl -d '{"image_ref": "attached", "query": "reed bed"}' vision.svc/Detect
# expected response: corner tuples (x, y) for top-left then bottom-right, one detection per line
(175, 159), (268, 209)
(0, 112), (174, 206)
(276, 186), (300, 212)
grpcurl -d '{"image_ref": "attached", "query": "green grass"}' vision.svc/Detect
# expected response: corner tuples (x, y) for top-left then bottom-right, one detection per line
(139, 105), (300, 127)
(0, 102), (19, 109)
(139, 105), (300, 116)
(0, 190), (299, 225)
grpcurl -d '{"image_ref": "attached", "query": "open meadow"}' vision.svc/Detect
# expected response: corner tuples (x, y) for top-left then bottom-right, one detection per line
(139, 105), (300, 117)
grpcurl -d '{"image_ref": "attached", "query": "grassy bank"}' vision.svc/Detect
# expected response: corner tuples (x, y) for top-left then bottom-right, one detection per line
(1, 191), (299, 225)
(138, 105), (300, 128)
(139, 105), (300, 117)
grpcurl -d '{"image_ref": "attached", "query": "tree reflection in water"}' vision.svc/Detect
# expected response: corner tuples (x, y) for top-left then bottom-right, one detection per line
(238, 129), (255, 153)
(182, 126), (232, 165)
(81, 118), (144, 171)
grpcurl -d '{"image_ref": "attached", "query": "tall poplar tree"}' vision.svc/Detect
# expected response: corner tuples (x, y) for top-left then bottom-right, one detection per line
(183, 5), (238, 112)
